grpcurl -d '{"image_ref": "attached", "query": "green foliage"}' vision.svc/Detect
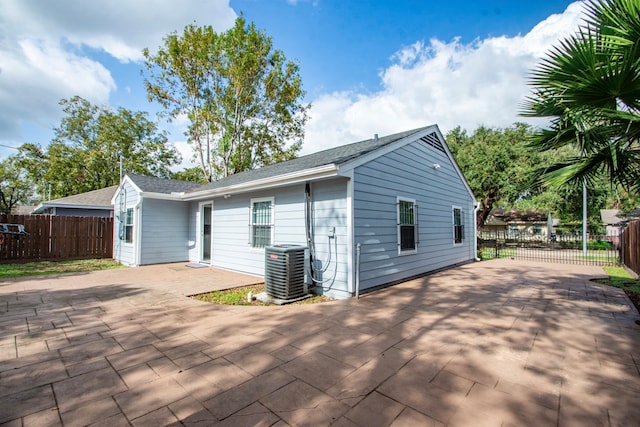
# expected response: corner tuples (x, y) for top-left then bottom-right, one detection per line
(512, 172), (612, 233)
(17, 96), (180, 199)
(171, 167), (208, 183)
(0, 156), (36, 213)
(447, 123), (555, 227)
(587, 239), (614, 250)
(144, 16), (309, 182)
(522, 0), (640, 191)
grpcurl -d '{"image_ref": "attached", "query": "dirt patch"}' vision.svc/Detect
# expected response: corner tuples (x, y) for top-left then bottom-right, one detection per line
(192, 284), (334, 306)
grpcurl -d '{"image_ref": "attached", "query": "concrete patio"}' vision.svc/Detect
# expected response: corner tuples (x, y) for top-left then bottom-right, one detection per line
(0, 260), (639, 426)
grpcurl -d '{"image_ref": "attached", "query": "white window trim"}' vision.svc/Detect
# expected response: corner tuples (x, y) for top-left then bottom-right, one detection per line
(453, 205), (464, 246)
(120, 207), (134, 246)
(397, 196), (418, 256)
(250, 196), (275, 250)
(198, 201), (214, 264)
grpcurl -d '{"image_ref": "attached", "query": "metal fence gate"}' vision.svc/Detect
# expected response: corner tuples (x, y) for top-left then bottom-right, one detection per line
(478, 233), (619, 266)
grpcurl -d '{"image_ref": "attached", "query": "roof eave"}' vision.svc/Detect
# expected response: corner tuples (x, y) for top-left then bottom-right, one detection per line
(181, 164), (339, 201)
(139, 192), (185, 201)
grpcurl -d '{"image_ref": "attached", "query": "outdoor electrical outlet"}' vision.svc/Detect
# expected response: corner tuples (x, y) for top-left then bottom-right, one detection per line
(328, 227), (335, 238)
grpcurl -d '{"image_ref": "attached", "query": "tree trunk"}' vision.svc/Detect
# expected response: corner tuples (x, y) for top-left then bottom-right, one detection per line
(476, 189), (499, 230)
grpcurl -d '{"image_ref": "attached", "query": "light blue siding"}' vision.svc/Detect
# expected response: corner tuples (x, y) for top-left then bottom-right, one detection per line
(139, 198), (190, 265)
(307, 180), (349, 299)
(353, 137), (475, 291)
(112, 181), (139, 266)
(190, 179), (350, 299)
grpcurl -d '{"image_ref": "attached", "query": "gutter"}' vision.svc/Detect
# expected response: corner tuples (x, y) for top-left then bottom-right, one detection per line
(179, 164), (338, 201)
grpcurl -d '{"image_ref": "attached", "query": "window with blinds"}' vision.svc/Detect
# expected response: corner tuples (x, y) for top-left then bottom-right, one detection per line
(453, 207), (464, 245)
(120, 208), (133, 243)
(398, 198), (417, 253)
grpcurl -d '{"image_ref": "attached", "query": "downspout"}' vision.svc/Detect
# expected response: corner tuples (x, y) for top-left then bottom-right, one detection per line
(473, 202), (479, 260)
(305, 183), (315, 284)
(355, 243), (361, 299)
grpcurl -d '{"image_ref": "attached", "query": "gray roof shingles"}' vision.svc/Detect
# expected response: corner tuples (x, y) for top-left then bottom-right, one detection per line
(127, 174), (203, 194)
(42, 185), (118, 207)
(127, 126), (433, 195)
(189, 126), (432, 193)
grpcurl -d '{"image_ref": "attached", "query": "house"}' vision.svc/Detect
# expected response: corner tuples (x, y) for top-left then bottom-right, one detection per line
(480, 209), (557, 239)
(601, 209), (623, 236)
(601, 208), (640, 245)
(31, 185), (118, 217)
(112, 125), (478, 299)
(12, 205), (37, 215)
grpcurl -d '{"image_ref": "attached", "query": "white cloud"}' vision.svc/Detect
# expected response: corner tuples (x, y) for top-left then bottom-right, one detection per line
(0, 0), (236, 148)
(301, 1), (586, 154)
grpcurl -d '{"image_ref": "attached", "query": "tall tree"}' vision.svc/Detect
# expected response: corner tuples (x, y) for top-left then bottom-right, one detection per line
(144, 16), (309, 182)
(19, 97), (181, 199)
(447, 123), (556, 228)
(0, 156), (35, 214)
(522, 0), (640, 190)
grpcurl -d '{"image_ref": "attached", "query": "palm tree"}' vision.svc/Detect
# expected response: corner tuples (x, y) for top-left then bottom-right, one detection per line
(522, 0), (640, 191)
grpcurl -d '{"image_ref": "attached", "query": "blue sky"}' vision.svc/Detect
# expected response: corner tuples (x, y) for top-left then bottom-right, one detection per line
(0, 0), (584, 166)
(232, 0), (575, 97)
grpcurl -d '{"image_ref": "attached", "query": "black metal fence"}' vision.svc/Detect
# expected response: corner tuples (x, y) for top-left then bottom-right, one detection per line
(478, 232), (619, 266)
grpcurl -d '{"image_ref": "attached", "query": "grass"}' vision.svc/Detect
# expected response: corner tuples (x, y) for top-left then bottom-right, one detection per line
(479, 249), (517, 260)
(596, 266), (640, 312)
(194, 284), (333, 306)
(576, 255), (617, 262)
(0, 259), (123, 279)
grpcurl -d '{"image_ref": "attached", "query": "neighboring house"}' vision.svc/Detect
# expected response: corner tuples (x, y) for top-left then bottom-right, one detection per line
(11, 205), (37, 215)
(113, 125), (478, 299)
(31, 186), (118, 217)
(601, 208), (640, 245)
(480, 209), (557, 239)
(601, 209), (623, 238)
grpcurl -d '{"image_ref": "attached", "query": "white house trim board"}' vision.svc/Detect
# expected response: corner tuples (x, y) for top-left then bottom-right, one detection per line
(134, 198), (143, 266)
(111, 175), (143, 205)
(181, 165), (338, 201)
(343, 171), (355, 295)
(139, 192), (184, 201)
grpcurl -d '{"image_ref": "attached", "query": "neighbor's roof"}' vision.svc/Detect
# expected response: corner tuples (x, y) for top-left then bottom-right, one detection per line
(600, 208), (640, 225)
(126, 174), (202, 194)
(189, 126), (432, 193)
(13, 205), (37, 215)
(490, 209), (549, 223)
(32, 185), (119, 213)
(600, 209), (623, 225)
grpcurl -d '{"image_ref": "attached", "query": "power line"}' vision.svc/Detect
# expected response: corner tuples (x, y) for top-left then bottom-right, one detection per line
(0, 143), (19, 150)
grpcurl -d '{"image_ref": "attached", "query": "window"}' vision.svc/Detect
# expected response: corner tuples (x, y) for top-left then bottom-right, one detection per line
(251, 198), (273, 248)
(453, 207), (464, 245)
(120, 208), (133, 243)
(398, 198), (417, 253)
(533, 224), (543, 235)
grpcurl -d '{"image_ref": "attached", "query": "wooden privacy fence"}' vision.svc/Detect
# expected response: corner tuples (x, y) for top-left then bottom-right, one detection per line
(621, 219), (640, 276)
(0, 214), (113, 262)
